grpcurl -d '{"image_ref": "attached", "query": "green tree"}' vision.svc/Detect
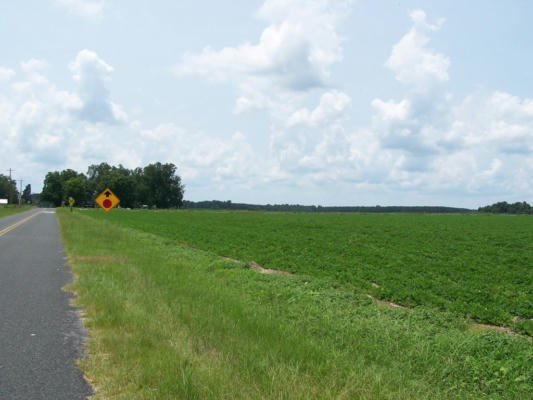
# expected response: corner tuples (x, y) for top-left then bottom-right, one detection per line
(22, 184), (32, 204)
(140, 162), (184, 208)
(86, 162), (112, 201)
(60, 169), (79, 183)
(41, 171), (63, 206)
(42, 162), (185, 208)
(63, 177), (86, 205)
(0, 174), (19, 204)
(86, 163), (138, 207)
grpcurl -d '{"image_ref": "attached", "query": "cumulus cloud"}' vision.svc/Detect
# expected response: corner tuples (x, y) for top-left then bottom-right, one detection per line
(139, 124), (260, 184)
(177, 23), (325, 91)
(175, 0), (349, 117)
(55, 0), (105, 18)
(370, 9), (454, 162)
(455, 91), (533, 154)
(371, 98), (410, 121)
(173, 3), (533, 203)
(0, 51), (129, 186)
(69, 49), (122, 123)
(0, 66), (15, 81)
(351, 9), (533, 202)
(288, 90), (351, 127)
(175, 0), (356, 189)
(1, 52), (264, 195)
(21, 59), (49, 74)
(3, 6), (533, 206)
(385, 9), (449, 88)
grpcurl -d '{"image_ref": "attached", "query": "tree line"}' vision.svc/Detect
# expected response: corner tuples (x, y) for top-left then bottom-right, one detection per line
(0, 174), (32, 205)
(40, 162), (184, 208)
(183, 200), (473, 214)
(478, 201), (532, 214)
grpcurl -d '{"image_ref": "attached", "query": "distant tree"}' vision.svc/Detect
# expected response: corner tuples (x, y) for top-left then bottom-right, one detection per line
(63, 177), (86, 205)
(22, 184), (32, 204)
(31, 193), (40, 205)
(86, 163), (138, 207)
(60, 169), (79, 183)
(86, 162), (113, 201)
(42, 162), (185, 208)
(140, 162), (184, 208)
(0, 174), (19, 204)
(478, 201), (532, 214)
(41, 172), (63, 206)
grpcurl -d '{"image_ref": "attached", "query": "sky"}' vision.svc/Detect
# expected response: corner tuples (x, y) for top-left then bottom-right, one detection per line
(1, 0), (532, 208)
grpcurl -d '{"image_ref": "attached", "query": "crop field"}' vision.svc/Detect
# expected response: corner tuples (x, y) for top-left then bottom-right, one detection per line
(85, 209), (533, 333)
(59, 209), (532, 399)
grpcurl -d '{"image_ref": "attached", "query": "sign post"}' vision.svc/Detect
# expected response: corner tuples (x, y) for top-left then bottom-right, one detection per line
(68, 197), (75, 212)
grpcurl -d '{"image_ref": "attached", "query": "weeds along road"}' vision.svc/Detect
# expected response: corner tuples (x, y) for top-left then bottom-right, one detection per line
(0, 208), (92, 399)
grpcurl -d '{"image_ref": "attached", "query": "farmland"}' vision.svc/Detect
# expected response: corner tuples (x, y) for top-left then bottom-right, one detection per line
(85, 209), (533, 333)
(58, 209), (532, 399)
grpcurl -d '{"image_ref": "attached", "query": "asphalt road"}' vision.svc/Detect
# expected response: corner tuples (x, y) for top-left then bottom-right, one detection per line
(0, 209), (93, 399)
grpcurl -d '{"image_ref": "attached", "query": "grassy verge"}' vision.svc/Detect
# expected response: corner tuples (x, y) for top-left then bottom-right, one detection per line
(58, 209), (532, 399)
(0, 205), (35, 218)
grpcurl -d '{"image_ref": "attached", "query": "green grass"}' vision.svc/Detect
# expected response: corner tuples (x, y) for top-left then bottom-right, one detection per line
(84, 209), (533, 332)
(58, 209), (532, 399)
(0, 205), (34, 218)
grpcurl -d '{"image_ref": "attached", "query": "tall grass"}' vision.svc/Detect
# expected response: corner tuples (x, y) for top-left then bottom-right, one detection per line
(58, 210), (532, 399)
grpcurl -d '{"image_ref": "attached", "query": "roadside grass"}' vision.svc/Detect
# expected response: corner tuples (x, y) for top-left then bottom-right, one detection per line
(58, 209), (532, 399)
(84, 209), (533, 333)
(0, 205), (34, 218)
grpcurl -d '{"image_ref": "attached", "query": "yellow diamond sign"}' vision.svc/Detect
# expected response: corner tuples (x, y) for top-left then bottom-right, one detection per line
(95, 188), (120, 213)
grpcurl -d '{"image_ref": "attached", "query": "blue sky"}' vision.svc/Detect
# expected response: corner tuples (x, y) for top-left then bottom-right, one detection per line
(1, 0), (532, 208)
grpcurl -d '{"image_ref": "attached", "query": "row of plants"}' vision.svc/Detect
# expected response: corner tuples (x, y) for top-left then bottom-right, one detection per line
(85, 209), (533, 334)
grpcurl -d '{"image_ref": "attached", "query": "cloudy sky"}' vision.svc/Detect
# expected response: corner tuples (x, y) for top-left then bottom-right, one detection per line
(1, 0), (532, 207)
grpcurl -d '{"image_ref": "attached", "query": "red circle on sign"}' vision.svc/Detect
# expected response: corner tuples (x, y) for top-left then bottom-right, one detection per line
(103, 199), (112, 208)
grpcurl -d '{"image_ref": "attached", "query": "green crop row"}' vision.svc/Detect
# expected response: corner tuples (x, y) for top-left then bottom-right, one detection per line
(85, 209), (533, 333)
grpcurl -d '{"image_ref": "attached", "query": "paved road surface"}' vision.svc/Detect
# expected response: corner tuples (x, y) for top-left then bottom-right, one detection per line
(0, 209), (92, 399)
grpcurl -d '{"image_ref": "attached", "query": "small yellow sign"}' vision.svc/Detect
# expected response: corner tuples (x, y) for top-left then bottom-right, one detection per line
(95, 188), (120, 213)
(68, 197), (75, 206)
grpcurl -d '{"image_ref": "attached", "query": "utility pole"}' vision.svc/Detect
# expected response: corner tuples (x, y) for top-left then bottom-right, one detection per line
(7, 168), (15, 205)
(18, 179), (23, 207)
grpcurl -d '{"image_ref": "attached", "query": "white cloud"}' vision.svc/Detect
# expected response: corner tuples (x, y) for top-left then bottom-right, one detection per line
(173, 5), (533, 204)
(288, 90), (351, 127)
(455, 91), (533, 154)
(371, 98), (410, 121)
(139, 124), (260, 184)
(0, 66), (15, 81)
(69, 49), (120, 123)
(21, 59), (49, 74)
(55, 0), (105, 18)
(354, 9), (533, 202)
(3, 6), (533, 207)
(175, 0), (349, 119)
(177, 22), (326, 90)
(371, 10), (454, 157)
(385, 9), (449, 88)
